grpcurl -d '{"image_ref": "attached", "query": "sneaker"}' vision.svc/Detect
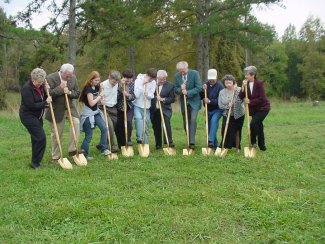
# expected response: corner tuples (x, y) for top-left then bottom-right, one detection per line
(111, 146), (118, 153)
(137, 139), (142, 144)
(31, 163), (41, 169)
(127, 141), (133, 146)
(96, 144), (101, 151)
(101, 149), (111, 156)
(189, 144), (195, 150)
(86, 156), (94, 161)
(208, 141), (214, 148)
(169, 143), (175, 148)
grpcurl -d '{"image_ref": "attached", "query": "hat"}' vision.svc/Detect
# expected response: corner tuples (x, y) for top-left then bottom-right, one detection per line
(244, 66), (257, 75)
(207, 69), (217, 80)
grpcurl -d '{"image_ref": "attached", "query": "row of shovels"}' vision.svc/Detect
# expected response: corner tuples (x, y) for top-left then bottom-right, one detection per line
(201, 84), (256, 158)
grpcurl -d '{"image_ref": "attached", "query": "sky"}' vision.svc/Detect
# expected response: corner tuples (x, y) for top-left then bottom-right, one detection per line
(1, 0), (324, 37)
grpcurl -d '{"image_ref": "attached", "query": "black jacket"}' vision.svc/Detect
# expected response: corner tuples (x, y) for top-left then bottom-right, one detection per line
(19, 80), (48, 119)
(150, 81), (175, 117)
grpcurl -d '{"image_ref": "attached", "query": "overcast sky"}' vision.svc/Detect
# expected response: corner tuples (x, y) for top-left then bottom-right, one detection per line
(1, 0), (324, 37)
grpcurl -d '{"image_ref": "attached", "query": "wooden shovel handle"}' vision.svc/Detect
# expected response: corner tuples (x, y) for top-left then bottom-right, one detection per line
(157, 87), (170, 146)
(183, 94), (190, 148)
(222, 90), (236, 149)
(102, 96), (112, 151)
(244, 84), (252, 147)
(64, 93), (79, 154)
(204, 88), (209, 148)
(123, 83), (128, 145)
(142, 83), (147, 142)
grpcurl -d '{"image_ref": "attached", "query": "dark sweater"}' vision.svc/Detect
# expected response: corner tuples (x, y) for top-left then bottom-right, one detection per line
(200, 81), (224, 111)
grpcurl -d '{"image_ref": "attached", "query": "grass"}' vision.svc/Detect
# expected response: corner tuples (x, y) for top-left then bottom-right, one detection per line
(0, 93), (324, 242)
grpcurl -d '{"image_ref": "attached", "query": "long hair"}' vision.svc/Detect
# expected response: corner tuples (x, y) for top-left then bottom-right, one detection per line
(79, 71), (100, 103)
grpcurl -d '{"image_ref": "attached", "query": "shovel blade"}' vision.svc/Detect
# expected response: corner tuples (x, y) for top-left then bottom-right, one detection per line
(219, 148), (228, 158)
(215, 147), (222, 156)
(58, 158), (73, 169)
(73, 153), (87, 166)
(183, 148), (194, 156)
(121, 146), (134, 157)
(138, 144), (150, 157)
(163, 147), (176, 155)
(202, 147), (214, 155)
(244, 147), (256, 158)
(107, 153), (118, 160)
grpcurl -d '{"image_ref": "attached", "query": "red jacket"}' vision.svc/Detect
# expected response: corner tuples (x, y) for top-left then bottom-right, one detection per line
(238, 79), (270, 115)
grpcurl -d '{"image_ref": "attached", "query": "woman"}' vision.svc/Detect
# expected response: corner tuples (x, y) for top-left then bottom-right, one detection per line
(79, 71), (111, 160)
(218, 75), (245, 152)
(19, 68), (52, 169)
(238, 66), (271, 151)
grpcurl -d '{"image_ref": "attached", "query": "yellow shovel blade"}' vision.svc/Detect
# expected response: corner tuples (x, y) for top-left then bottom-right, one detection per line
(163, 147), (176, 155)
(107, 153), (118, 160)
(121, 146), (134, 157)
(202, 148), (214, 155)
(215, 147), (222, 156)
(183, 148), (194, 156)
(138, 144), (150, 157)
(58, 158), (73, 169)
(219, 148), (228, 158)
(73, 153), (87, 166)
(244, 147), (256, 158)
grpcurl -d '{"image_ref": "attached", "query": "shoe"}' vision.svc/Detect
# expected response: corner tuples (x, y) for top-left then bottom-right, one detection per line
(208, 141), (214, 148)
(69, 149), (85, 156)
(96, 144), (101, 151)
(259, 146), (267, 151)
(51, 159), (59, 164)
(111, 146), (118, 153)
(251, 144), (257, 148)
(31, 163), (41, 169)
(86, 156), (94, 161)
(127, 141), (133, 146)
(101, 149), (111, 156)
(189, 144), (195, 150)
(156, 145), (162, 150)
(169, 143), (175, 148)
(137, 139), (142, 144)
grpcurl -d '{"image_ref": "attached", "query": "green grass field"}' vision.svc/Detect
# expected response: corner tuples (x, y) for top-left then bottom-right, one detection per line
(0, 94), (324, 243)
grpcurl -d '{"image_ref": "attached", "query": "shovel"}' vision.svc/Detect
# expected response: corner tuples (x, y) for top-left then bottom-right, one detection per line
(102, 95), (118, 160)
(183, 94), (194, 156)
(45, 80), (72, 169)
(157, 88), (176, 156)
(65, 93), (87, 166)
(120, 83), (134, 157)
(138, 83), (150, 157)
(244, 83), (256, 158)
(215, 90), (236, 158)
(202, 88), (214, 155)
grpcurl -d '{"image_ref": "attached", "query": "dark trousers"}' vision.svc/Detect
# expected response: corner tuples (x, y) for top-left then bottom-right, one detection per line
(182, 106), (199, 145)
(20, 114), (46, 167)
(150, 108), (173, 147)
(250, 110), (269, 149)
(116, 109), (134, 147)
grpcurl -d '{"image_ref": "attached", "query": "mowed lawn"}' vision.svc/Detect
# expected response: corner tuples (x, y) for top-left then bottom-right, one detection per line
(0, 94), (324, 243)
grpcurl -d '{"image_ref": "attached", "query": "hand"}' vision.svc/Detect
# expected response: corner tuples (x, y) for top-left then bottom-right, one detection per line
(202, 84), (207, 90)
(100, 98), (106, 105)
(181, 83), (186, 90)
(203, 98), (210, 104)
(123, 90), (129, 97)
(45, 83), (50, 90)
(63, 87), (70, 94)
(228, 101), (233, 107)
(157, 95), (164, 102)
(182, 89), (187, 96)
(60, 80), (67, 89)
(143, 75), (150, 84)
(242, 79), (248, 86)
(144, 91), (148, 97)
(99, 91), (104, 97)
(46, 96), (52, 103)
(245, 98), (250, 104)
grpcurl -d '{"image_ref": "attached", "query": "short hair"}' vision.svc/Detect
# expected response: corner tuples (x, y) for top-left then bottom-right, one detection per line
(176, 61), (188, 69)
(244, 66), (257, 75)
(60, 63), (74, 73)
(146, 68), (157, 79)
(122, 69), (134, 79)
(222, 74), (236, 85)
(109, 70), (121, 81)
(31, 68), (46, 81)
(157, 70), (168, 79)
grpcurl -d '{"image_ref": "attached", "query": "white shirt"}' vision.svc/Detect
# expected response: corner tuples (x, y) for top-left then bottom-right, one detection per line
(249, 82), (254, 95)
(133, 74), (156, 109)
(101, 79), (118, 107)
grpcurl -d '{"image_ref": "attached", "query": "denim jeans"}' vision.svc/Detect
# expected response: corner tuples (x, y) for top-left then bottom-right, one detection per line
(81, 114), (108, 156)
(208, 109), (223, 147)
(134, 105), (150, 144)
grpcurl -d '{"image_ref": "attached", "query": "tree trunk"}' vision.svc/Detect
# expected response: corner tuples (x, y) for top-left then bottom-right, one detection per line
(202, 0), (210, 82)
(196, 0), (204, 77)
(68, 0), (77, 66)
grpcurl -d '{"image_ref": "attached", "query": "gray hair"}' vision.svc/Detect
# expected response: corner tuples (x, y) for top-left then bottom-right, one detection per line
(109, 70), (121, 80)
(244, 66), (257, 75)
(31, 68), (46, 81)
(60, 63), (74, 73)
(176, 61), (188, 69)
(157, 70), (168, 79)
(222, 74), (236, 84)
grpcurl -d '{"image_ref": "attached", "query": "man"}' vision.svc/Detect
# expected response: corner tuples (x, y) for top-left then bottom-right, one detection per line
(150, 70), (175, 149)
(133, 68), (157, 144)
(174, 61), (202, 149)
(45, 63), (81, 162)
(115, 70), (136, 148)
(99, 70), (120, 153)
(201, 69), (224, 148)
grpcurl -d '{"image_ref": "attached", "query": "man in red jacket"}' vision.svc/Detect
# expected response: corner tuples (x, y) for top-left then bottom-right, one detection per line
(239, 66), (270, 151)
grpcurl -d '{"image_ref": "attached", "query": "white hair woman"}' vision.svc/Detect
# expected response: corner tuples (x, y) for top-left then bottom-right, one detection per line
(19, 68), (52, 169)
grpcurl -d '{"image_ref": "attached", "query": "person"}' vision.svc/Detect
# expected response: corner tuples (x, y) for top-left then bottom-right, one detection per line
(115, 70), (136, 148)
(218, 74), (245, 152)
(79, 71), (111, 159)
(133, 68), (157, 144)
(174, 61), (202, 149)
(150, 70), (175, 149)
(45, 63), (81, 163)
(19, 68), (52, 169)
(201, 69), (224, 148)
(99, 70), (120, 153)
(238, 66), (271, 151)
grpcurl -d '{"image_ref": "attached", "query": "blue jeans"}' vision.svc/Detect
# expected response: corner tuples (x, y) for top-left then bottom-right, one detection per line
(134, 105), (150, 143)
(208, 109), (223, 147)
(81, 114), (108, 156)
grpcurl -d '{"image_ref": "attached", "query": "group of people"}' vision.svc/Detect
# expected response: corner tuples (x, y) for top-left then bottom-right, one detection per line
(19, 61), (270, 169)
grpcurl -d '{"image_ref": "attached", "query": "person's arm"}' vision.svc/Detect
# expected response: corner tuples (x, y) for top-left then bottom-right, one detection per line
(47, 75), (64, 98)
(186, 71), (202, 98)
(21, 86), (48, 111)
(218, 90), (228, 110)
(249, 81), (266, 107)
(126, 82), (136, 101)
(209, 83), (224, 105)
(162, 84), (175, 104)
(146, 81), (156, 100)
(134, 79), (144, 99)
(86, 87), (102, 107)
(68, 76), (80, 99)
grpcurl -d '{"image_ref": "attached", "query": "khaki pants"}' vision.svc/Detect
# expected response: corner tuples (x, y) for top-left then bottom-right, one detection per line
(49, 113), (80, 160)
(101, 106), (117, 149)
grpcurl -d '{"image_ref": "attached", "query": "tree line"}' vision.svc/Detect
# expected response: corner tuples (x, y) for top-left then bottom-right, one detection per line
(0, 0), (324, 109)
